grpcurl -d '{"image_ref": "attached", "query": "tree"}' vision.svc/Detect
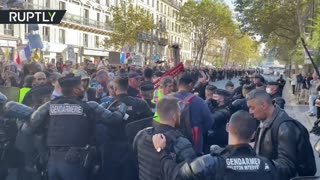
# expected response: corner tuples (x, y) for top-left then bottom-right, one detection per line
(234, 0), (312, 66)
(104, 2), (153, 51)
(228, 32), (260, 67)
(179, 0), (234, 66)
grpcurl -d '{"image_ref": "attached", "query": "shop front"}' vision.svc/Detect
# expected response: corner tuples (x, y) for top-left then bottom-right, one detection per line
(42, 42), (68, 64)
(82, 48), (109, 64)
(0, 39), (18, 61)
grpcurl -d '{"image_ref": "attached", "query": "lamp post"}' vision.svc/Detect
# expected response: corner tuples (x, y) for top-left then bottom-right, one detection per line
(171, 43), (180, 66)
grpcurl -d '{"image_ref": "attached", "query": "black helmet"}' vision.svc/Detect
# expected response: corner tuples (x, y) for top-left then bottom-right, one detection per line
(0, 92), (8, 104)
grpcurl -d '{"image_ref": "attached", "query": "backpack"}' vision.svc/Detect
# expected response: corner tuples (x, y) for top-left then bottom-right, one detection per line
(174, 94), (195, 146)
(271, 112), (316, 176)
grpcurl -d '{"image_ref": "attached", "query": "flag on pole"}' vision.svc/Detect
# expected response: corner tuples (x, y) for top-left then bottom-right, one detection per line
(15, 52), (21, 65)
(24, 44), (31, 59)
(3, 48), (9, 58)
(120, 52), (125, 63)
(32, 49), (40, 61)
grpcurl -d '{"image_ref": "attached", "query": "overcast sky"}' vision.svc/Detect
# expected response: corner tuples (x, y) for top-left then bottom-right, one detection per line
(224, 0), (235, 10)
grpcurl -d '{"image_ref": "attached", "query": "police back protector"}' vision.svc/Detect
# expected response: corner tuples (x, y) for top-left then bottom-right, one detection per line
(47, 97), (94, 147)
(219, 145), (276, 180)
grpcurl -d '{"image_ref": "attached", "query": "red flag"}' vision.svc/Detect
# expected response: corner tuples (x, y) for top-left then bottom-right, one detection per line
(15, 53), (21, 65)
(153, 62), (184, 89)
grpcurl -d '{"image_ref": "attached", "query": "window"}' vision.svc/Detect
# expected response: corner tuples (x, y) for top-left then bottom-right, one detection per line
(4, 24), (14, 36)
(160, 3), (162, 13)
(83, 34), (88, 47)
(164, 5), (166, 14)
(152, 0), (154, 7)
(157, 1), (159, 10)
(43, 26), (50, 41)
(59, 29), (65, 44)
(97, 13), (100, 22)
(45, 0), (50, 8)
(95, 36), (99, 48)
(84, 9), (89, 24)
(96, 0), (100, 3)
(105, 0), (109, 6)
(59, 1), (66, 9)
(105, 15), (109, 22)
(172, 22), (174, 31)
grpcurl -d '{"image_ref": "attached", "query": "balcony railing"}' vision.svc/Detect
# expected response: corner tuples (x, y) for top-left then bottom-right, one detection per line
(4, 29), (14, 36)
(25, 3), (112, 32)
(137, 33), (158, 41)
(63, 13), (112, 31)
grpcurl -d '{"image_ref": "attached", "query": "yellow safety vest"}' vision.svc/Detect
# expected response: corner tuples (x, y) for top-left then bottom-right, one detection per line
(152, 90), (162, 122)
(18, 87), (31, 103)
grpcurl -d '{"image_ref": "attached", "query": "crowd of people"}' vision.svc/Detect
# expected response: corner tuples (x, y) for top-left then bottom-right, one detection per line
(0, 60), (317, 180)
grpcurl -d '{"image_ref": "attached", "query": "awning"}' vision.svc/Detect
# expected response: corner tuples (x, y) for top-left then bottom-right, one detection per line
(42, 42), (67, 53)
(83, 48), (109, 57)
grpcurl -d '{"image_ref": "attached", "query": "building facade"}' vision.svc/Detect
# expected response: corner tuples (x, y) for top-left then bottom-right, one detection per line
(0, 0), (193, 65)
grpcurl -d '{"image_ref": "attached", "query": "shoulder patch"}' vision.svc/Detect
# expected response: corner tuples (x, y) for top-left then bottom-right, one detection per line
(225, 157), (261, 172)
(50, 104), (83, 115)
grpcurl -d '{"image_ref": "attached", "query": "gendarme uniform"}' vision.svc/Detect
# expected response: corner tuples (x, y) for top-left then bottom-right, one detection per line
(26, 76), (127, 180)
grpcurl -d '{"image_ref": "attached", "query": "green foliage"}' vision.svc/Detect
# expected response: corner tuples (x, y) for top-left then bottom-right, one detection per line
(104, 2), (153, 50)
(229, 32), (260, 65)
(310, 9), (320, 65)
(234, 0), (312, 65)
(179, 0), (234, 65)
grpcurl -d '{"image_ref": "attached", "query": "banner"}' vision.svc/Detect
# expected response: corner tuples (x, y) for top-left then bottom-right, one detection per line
(67, 45), (76, 63)
(154, 62), (184, 89)
(0, 86), (20, 102)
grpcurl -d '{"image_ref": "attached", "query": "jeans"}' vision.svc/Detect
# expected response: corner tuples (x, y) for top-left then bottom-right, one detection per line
(292, 85), (296, 94)
(309, 95), (317, 114)
(48, 160), (87, 180)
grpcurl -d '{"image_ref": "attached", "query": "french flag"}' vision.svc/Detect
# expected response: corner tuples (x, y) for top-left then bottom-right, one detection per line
(18, 44), (32, 63)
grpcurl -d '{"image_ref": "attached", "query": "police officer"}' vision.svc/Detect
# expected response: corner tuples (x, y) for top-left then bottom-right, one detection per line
(140, 81), (156, 113)
(0, 92), (10, 179)
(102, 76), (153, 180)
(205, 89), (231, 152)
(230, 85), (254, 114)
(266, 81), (285, 109)
(152, 110), (278, 180)
(133, 97), (196, 180)
(0, 93), (25, 180)
(22, 75), (128, 180)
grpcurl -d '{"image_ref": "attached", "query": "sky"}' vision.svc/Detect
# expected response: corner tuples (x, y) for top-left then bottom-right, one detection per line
(224, 0), (235, 10)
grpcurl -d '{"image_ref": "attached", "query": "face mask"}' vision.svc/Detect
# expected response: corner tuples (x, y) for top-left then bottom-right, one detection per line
(266, 88), (272, 94)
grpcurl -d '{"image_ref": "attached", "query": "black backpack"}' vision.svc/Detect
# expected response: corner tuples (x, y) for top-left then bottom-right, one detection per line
(173, 94), (195, 145)
(271, 112), (316, 176)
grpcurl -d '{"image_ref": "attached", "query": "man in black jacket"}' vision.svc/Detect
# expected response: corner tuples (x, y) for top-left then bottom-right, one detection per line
(133, 97), (196, 180)
(266, 81), (285, 109)
(102, 76), (153, 180)
(205, 89), (231, 152)
(246, 89), (316, 180)
(152, 110), (278, 180)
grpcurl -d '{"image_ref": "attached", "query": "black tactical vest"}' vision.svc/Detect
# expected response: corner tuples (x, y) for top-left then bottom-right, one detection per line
(46, 97), (94, 147)
(134, 127), (194, 180)
(218, 145), (276, 180)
